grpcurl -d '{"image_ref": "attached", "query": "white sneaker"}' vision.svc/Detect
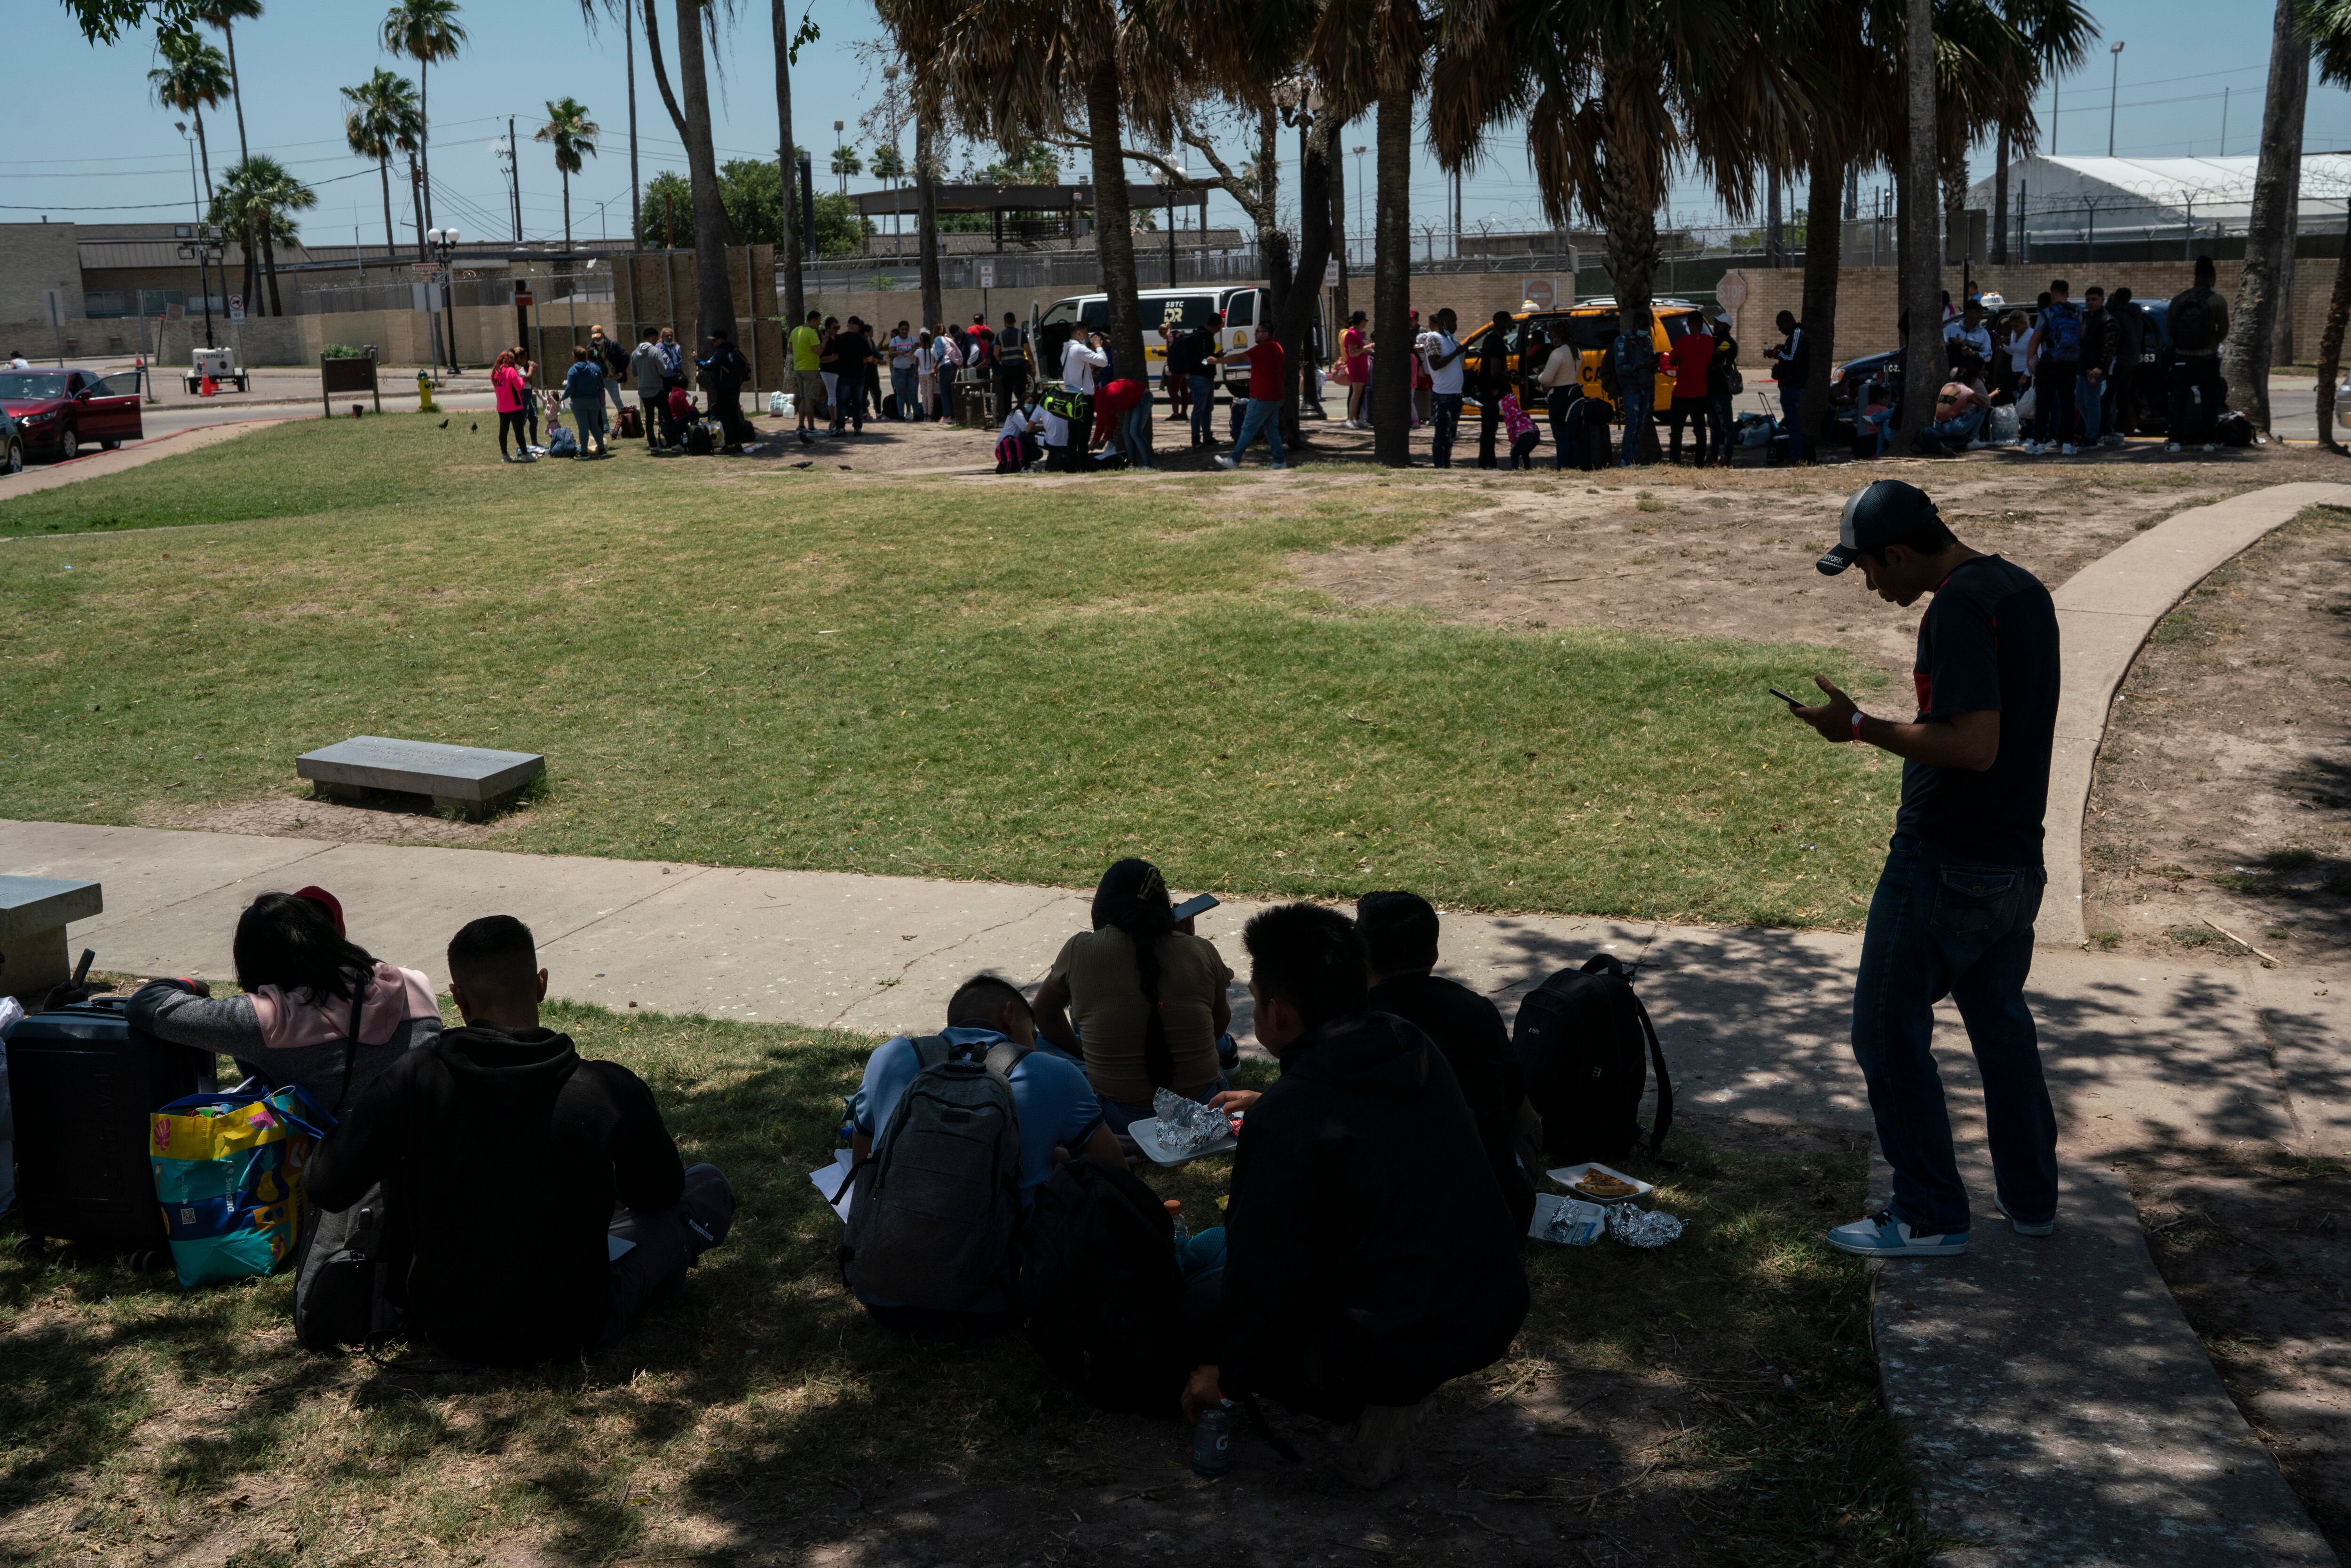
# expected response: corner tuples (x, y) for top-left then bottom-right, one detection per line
(2059, 442), (2076, 456)
(1966, 439), (1987, 450)
(1215, 455), (1239, 470)
(2202, 443), (2217, 452)
(2023, 441), (2043, 455)
(2164, 440), (2181, 452)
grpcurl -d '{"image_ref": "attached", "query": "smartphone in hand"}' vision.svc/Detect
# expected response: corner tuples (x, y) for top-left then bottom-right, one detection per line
(1171, 893), (1220, 923)
(1769, 687), (1809, 710)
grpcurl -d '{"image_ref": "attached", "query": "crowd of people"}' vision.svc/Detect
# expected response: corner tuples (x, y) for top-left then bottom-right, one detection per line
(787, 308), (1033, 444)
(104, 865), (1536, 1485)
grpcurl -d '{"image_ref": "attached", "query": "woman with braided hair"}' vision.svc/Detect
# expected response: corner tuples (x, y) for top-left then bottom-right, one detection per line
(1034, 858), (1234, 1133)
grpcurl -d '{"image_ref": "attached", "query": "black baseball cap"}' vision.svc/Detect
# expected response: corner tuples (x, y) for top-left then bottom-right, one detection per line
(1817, 480), (1941, 575)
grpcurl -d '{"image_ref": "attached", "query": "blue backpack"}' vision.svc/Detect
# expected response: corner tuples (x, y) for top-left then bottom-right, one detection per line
(2042, 301), (2083, 362)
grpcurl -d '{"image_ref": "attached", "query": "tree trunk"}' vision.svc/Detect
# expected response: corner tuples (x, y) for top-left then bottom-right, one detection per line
(1991, 122), (2009, 265)
(2272, 53), (2311, 366)
(225, 21), (247, 161)
(1372, 85), (1412, 467)
(1278, 114), (1337, 446)
(915, 98), (941, 331)
(419, 63), (434, 236)
(1082, 54), (1145, 457)
(1766, 167), (1782, 267)
(195, 108), (213, 202)
(261, 223), (282, 317)
(772, 0), (802, 331)
(1328, 118), (1349, 328)
(1897, 0), (1943, 447)
(2316, 238), (2351, 451)
(409, 152), (425, 257)
(379, 156), (394, 256)
(562, 167), (572, 248)
(2225, 0), (2305, 428)
(1598, 60), (1662, 440)
(1800, 140), (1842, 448)
(674, 0), (736, 347)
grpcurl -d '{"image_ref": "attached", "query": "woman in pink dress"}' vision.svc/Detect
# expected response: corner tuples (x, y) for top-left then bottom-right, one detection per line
(1340, 311), (1371, 428)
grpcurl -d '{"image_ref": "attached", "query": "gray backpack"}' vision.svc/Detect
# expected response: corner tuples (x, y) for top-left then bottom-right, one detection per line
(840, 1035), (1027, 1308)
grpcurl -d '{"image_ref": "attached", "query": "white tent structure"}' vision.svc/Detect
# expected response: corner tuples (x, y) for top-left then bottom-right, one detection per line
(1966, 153), (2351, 247)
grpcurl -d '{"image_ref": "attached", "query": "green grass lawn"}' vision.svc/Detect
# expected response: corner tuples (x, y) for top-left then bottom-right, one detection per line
(0, 1002), (1920, 1567)
(0, 418), (1897, 927)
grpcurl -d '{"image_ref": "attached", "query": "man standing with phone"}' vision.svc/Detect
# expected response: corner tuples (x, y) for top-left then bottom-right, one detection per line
(1787, 480), (2061, 1258)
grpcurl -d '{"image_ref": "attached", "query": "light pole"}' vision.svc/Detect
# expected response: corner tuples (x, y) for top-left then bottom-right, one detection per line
(2106, 41), (2124, 158)
(174, 122), (218, 351)
(175, 228), (222, 351)
(1166, 167), (1186, 287)
(834, 119), (846, 196)
(426, 226), (461, 375)
(883, 65), (903, 264)
(1351, 144), (1366, 257)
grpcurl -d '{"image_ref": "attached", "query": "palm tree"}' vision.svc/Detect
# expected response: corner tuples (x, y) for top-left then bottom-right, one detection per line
(148, 27), (230, 202)
(878, 0), (1158, 421)
(342, 68), (421, 258)
(380, 0), (467, 254)
(636, 0), (739, 351)
(209, 155), (315, 316)
(773, 0), (806, 340)
(2224, 0), (2310, 430)
(192, 0), (262, 163)
(2299, 0), (2351, 448)
(830, 142), (864, 195)
(1430, 0), (1810, 455)
(1987, 0), (2096, 264)
(1896, 0), (1941, 446)
(536, 97), (602, 248)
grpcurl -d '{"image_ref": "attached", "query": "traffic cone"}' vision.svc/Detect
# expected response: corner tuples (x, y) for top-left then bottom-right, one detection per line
(200, 375), (217, 397)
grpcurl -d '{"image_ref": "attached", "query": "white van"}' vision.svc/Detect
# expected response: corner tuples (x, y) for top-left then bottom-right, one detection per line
(1035, 285), (1273, 398)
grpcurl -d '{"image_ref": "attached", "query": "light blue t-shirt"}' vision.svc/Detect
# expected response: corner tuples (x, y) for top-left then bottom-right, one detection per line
(851, 1026), (1104, 1203)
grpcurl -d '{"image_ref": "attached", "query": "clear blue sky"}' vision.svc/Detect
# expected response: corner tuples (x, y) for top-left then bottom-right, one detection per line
(14, 0), (2351, 250)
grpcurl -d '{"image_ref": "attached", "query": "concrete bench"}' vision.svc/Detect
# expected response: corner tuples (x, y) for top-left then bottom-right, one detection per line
(296, 736), (545, 820)
(0, 875), (103, 1001)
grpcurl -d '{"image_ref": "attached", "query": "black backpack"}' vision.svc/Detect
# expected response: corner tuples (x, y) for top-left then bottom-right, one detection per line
(683, 419), (717, 456)
(1010, 1155), (1190, 1415)
(2169, 286), (2217, 354)
(2214, 409), (2256, 448)
(1511, 953), (1673, 1165)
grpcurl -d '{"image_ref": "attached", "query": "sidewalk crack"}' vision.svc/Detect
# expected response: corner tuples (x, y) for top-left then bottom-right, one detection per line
(822, 887), (1069, 1029)
(536, 864), (719, 950)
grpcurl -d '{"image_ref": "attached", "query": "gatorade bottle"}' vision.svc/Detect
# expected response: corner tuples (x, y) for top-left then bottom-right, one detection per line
(1191, 1403), (1232, 1479)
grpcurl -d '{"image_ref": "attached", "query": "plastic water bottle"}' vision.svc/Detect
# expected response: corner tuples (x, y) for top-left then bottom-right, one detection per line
(1191, 1403), (1232, 1478)
(1164, 1198), (1189, 1246)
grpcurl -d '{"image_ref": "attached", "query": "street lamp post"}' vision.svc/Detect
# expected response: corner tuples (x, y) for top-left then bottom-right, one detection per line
(2107, 41), (2125, 158)
(834, 119), (846, 196)
(426, 226), (461, 375)
(175, 229), (222, 352)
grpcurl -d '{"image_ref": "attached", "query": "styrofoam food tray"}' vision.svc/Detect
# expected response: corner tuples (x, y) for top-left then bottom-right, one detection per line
(1545, 1161), (1654, 1203)
(1128, 1119), (1239, 1166)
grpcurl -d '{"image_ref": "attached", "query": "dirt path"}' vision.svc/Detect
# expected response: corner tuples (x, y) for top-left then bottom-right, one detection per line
(2083, 501), (2351, 965)
(1294, 446), (2349, 677)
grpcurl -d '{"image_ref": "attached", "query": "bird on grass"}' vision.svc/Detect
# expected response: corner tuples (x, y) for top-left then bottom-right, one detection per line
(437, 418), (449, 429)
(790, 460), (813, 469)
(470, 422), (478, 433)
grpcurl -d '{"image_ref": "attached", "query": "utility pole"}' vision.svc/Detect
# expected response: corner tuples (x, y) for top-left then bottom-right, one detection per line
(627, 0), (640, 246)
(2107, 41), (2124, 157)
(508, 118), (522, 244)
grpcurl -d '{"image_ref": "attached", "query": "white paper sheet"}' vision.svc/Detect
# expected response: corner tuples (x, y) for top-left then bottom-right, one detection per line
(809, 1150), (856, 1221)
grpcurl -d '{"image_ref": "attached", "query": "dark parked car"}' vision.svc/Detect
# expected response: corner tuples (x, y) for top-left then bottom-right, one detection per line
(1832, 297), (2178, 435)
(3, 409), (23, 475)
(0, 367), (143, 462)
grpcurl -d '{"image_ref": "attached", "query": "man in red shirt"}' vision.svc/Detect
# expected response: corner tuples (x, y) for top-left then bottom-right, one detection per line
(1208, 325), (1288, 470)
(1665, 323), (1715, 465)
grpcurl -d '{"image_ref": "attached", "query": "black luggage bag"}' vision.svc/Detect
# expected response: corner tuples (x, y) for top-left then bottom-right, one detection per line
(7, 997), (215, 1248)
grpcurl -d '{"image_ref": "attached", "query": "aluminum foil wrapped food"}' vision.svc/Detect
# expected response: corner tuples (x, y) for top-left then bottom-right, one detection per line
(1152, 1087), (1231, 1155)
(1606, 1205), (1685, 1248)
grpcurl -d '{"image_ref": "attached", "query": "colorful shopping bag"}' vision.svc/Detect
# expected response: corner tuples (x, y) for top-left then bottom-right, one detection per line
(149, 1086), (329, 1289)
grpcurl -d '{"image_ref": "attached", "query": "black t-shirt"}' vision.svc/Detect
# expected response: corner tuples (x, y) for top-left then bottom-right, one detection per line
(1367, 973), (1534, 1234)
(1894, 554), (2060, 866)
(1167, 327), (1214, 378)
(829, 331), (872, 372)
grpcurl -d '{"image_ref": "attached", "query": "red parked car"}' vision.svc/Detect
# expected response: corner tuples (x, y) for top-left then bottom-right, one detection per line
(0, 367), (143, 462)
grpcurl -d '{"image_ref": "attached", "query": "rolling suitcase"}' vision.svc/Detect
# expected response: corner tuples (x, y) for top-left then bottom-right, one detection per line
(7, 996), (215, 1250)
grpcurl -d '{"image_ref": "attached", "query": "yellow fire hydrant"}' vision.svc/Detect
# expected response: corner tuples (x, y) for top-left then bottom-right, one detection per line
(416, 369), (438, 413)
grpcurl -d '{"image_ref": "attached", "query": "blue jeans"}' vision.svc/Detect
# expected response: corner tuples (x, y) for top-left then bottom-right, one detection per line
(1912, 406), (1985, 455)
(1119, 396), (1153, 468)
(604, 380), (627, 415)
(2074, 370), (2103, 442)
(1618, 388), (1651, 466)
(1778, 385), (1804, 463)
(1852, 836), (2056, 1237)
(1188, 373), (1215, 444)
(891, 365), (919, 420)
(1706, 390), (1734, 462)
(1431, 392), (1464, 466)
(1232, 396), (1285, 465)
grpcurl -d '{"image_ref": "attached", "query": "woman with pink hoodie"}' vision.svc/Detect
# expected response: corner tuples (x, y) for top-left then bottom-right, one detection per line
(491, 349), (535, 463)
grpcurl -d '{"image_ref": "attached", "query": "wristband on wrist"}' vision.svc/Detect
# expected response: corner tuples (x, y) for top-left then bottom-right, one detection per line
(1849, 710), (1866, 740)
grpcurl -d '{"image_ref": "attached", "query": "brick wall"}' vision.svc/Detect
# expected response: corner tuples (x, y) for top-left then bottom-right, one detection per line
(1720, 260), (2341, 369)
(0, 224), (82, 326)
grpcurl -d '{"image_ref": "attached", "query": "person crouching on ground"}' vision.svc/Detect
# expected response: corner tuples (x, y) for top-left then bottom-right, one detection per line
(1178, 903), (1528, 1488)
(996, 396), (1044, 473)
(840, 974), (1124, 1332)
(307, 915), (734, 1364)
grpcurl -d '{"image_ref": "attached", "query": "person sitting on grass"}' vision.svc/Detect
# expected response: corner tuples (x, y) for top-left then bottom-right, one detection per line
(664, 382), (697, 450)
(307, 916), (734, 1365)
(1354, 890), (1537, 1235)
(1913, 356), (1994, 457)
(1179, 904), (1529, 1488)
(1033, 859), (1234, 1133)
(995, 396), (1044, 473)
(840, 974), (1125, 1332)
